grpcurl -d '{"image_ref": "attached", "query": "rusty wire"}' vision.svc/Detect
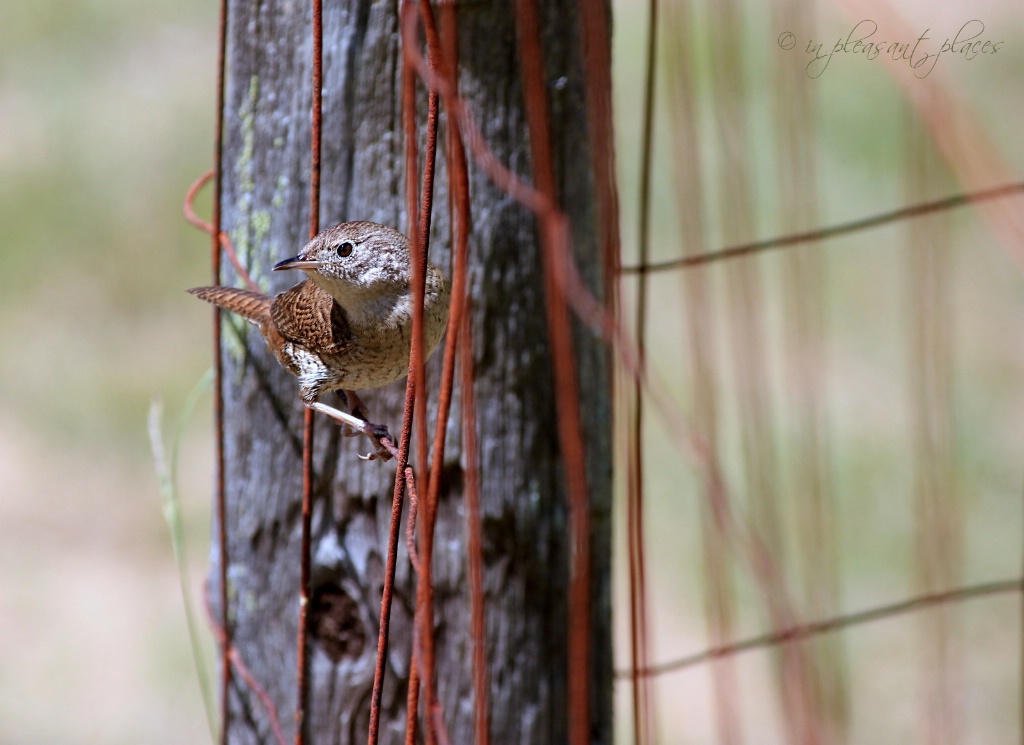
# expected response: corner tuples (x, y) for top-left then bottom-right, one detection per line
(368, 3), (442, 742)
(211, 0), (231, 738)
(574, 19), (621, 734)
(620, 578), (1023, 678)
(403, 8), (440, 740)
(400, 1), (430, 740)
(578, 0), (620, 306)
(627, 0), (659, 740)
(293, 1), (323, 742)
(202, 590), (287, 745)
(511, 1), (593, 742)
(436, 5), (489, 742)
(367, 379), (418, 745)
(405, 465), (421, 575)
(459, 319), (488, 737)
(299, 21), (325, 721)
(459, 305), (489, 745)
(621, 180), (1024, 274)
(185, 172), (260, 293)
(405, 1), (450, 742)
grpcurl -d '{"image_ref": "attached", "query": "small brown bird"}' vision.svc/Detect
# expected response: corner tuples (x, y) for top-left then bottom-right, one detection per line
(190, 221), (451, 457)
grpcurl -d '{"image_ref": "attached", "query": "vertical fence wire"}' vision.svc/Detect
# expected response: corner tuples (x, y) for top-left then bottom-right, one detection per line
(368, 376), (418, 745)
(372, 3), (444, 742)
(434, 5), (489, 741)
(511, 1), (594, 741)
(627, 0), (659, 739)
(398, 2), (424, 729)
(413, 1), (477, 742)
(368, 6), (431, 742)
(294, 1), (323, 742)
(408, 4), (445, 740)
(211, 0), (231, 740)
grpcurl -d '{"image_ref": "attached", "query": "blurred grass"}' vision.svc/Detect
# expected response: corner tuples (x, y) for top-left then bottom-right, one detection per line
(613, 1), (1024, 743)
(0, 1), (219, 743)
(0, 0), (217, 453)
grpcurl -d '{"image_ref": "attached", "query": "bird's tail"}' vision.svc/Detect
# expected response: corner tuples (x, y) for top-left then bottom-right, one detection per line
(188, 286), (272, 326)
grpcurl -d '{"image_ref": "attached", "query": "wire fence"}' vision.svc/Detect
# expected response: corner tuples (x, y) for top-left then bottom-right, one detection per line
(186, 0), (1024, 742)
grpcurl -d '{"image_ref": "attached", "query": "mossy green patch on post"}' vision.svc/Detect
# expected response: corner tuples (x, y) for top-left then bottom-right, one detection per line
(227, 75), (278, 294)
(272, 174), (288, 208)
(235, 75), (259, 195)
(228, 224), (251, 284)
(231, 76), (260, 279)
(222, 314), (249, 370)
(248, 209), (272, 291)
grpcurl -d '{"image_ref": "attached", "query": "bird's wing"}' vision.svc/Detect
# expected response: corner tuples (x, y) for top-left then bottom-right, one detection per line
(271, 280), (352, 353)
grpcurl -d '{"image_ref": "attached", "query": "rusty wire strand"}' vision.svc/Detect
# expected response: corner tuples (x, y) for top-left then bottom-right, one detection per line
(367, 381), (417, 745)
(628, 0), (658, 740)
(621, 180), (1024, 274)
(185, 171), (260, 293)
(459, 307), (489, 745)
(511, 1), (593, 741)
(209, 0), (231, 737)
(400, 465), (423, 601)
(370, 3), (441, 742)
(295, 2), (323, 742)
(407, 1), (458, 742)
(578, 0), (620, 306)
(202, 589), (288, 745)
(184, 170), (215, 234)
(618, 578), (1023, 678)
(400, 2), (425, 741)
(436, 5), (490, 742)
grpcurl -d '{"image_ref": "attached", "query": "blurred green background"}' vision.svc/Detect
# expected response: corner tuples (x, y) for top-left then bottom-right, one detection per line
(1, 0), (1023, 743)
(611, 1), (1024, 743)
(0, 1), (216, 742)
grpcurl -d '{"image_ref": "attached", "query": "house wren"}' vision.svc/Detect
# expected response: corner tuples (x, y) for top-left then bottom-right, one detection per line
(189, 221), (451, 457)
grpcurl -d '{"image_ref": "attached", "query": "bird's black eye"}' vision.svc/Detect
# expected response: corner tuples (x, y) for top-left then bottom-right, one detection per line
(337, 241), (354, 258)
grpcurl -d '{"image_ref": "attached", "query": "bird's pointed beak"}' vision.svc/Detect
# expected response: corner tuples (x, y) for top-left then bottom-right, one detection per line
(273, 254), (320, 272)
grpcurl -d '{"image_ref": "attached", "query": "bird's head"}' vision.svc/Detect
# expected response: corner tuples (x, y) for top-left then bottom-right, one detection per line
(274, 221), (412, 306)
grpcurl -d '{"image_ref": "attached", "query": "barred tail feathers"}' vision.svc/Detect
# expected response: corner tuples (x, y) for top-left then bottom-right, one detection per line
(188, 286), (272, 327)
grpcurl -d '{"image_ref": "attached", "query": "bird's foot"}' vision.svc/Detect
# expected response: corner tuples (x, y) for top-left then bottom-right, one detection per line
(308, 402), (396, 461)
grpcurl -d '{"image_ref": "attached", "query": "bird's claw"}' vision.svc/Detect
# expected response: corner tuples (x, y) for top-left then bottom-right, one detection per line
(307, 401), (395, 462)
(363, 425), (397, 462)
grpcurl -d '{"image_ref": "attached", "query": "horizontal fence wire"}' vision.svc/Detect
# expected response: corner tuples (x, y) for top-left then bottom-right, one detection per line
(620, 181), (1024, 274)
(619, 578), (1023, 678)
